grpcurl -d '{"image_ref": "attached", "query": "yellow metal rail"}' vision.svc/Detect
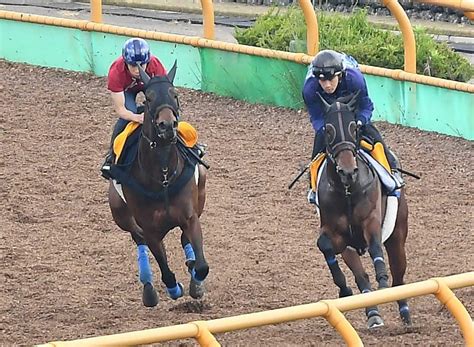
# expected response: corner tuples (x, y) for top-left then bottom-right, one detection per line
(200, 0), (215, 40)
(413, 0), (474, 20)
(90, 0), (102, 23)
(382, 0), (416, 73)
(37, 272), (474, 347)
(1, 10), (473, 93)
(415, 0), (474, 11)
(298, 0), (319, 56)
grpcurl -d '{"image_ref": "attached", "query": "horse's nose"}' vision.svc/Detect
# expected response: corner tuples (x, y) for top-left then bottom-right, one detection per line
(338, 167), (358, 185)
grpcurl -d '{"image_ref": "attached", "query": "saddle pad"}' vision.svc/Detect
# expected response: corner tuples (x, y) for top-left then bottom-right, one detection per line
(314, 159), (327, 207)
(113, 122), (141, 164)
(112, 120), (199, 164)
(309, 153), (326, 192)
(359, 150), (397, 193)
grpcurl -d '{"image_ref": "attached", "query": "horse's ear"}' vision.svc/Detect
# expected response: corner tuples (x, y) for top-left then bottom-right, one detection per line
(167, 60), (178, 84)
(347, 90), (361, 111)
(316, 92), (331, 114)
(138, 64), (151, 84)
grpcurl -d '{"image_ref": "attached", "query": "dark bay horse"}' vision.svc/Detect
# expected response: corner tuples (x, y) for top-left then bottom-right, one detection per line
(315, 93), (411, 328)
(108, 62), (209, 307)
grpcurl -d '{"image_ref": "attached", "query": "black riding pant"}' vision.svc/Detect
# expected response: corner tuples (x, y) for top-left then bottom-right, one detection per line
(360, 123), (398, 169)
(311, 129), (326, 160)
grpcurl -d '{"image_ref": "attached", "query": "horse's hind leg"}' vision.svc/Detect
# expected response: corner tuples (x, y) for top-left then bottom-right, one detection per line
(197, 165), (207, 217)
(108, 183), (158, 307)
(146, 237), (184, 300)
(342, 248), (384, 329)
(316, 233), (352, 298)
(385, 193), (411, 325)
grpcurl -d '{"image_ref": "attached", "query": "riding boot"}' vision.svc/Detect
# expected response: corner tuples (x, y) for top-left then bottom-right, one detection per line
(100, 148), (115, 180)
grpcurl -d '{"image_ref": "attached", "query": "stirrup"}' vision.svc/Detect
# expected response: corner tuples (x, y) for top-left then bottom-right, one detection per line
(196, 143), (207, 158)
(100, 165), (112, 180)
(307, 189), (317, 205)
(100, 152), (114, 180)
(392, 169), (405, 188)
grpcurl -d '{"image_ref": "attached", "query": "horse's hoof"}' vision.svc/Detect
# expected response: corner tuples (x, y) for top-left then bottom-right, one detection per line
(400, 308), (412, 326)
(367, 314), (384, 329)
(189, 278), (205, 299)
(378, 279), (389, 289)
(339, 287), (353, 298)
(142, 282), (159, 307)
(166, 282), (184, 300)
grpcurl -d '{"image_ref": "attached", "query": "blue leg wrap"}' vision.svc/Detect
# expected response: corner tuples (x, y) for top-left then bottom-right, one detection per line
(183, 243), (195, 263)
(326, 255), (337, 266)
(137, 245), (153, 285)
(166, 283), (183, 300)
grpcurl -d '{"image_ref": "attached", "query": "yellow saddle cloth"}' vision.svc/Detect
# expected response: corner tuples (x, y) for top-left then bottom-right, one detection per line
(113, 121), (198, 164)
(308, 140), (391, 193)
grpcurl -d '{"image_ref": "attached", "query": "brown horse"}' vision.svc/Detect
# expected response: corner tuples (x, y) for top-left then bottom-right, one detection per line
(315, 93), (411, 328)
(107, 62), (209, 307)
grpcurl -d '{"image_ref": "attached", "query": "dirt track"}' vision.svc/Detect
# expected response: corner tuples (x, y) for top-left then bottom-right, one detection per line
(0, 59), (473, 346)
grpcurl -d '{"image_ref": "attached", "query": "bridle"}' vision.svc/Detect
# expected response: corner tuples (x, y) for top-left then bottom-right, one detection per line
(139, 77), (181, 189)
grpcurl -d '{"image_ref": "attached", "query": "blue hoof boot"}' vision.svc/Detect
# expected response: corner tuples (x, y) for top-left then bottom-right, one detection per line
(166, 283), (184, 300)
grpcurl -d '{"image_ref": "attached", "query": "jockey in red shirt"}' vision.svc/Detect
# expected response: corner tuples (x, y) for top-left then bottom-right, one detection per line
(101, 38), (167, 179)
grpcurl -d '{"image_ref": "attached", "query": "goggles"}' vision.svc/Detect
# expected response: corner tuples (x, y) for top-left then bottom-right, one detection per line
(316, 70), (342, 81)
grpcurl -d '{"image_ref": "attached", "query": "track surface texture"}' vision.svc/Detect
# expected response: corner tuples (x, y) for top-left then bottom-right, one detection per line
(1, 60), (473, 346)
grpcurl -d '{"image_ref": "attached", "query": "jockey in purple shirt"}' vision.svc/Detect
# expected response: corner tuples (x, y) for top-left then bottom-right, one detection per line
(302, 50), (403, 204)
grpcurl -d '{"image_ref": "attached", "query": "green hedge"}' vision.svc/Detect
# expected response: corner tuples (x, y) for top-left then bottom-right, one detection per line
(234, 7), (474, 82)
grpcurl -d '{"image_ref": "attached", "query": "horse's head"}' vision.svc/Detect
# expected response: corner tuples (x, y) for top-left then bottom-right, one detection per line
(318, 91), (360, 187)
(139, 61), (180, 147)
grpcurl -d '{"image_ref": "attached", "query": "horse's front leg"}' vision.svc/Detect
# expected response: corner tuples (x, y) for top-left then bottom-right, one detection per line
(342, 248), (384, 329)
(365, 219), (390, 289)
(146, 236), (184, 300)
(316, 231), (352, 298)
(181, 214), (209, 299)
(109, 183), (158, 307)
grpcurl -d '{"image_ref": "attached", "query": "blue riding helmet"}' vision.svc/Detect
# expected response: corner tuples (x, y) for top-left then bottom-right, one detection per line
(122, 38), (151, 66)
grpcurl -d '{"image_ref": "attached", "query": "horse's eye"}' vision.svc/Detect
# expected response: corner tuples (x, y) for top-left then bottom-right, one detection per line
(348, 121), (357, 141)
(326, 124), (336, 145)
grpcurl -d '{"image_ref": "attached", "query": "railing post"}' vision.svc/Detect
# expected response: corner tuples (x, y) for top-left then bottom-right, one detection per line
(298, 0), (319, 55)
(432, 278), (474, 346)
(200, 0), (215, 40)
(90, 0), (102, 23)
(321, 300), (363, 347)
(382, 0), (416, 73)
(191, 321), (221, 347)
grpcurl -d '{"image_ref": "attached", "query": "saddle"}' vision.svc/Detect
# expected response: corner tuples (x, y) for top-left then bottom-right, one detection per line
(309, 141), (401, 197)
(108, 121), (201, 201)
(113, 121), (198, 164)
